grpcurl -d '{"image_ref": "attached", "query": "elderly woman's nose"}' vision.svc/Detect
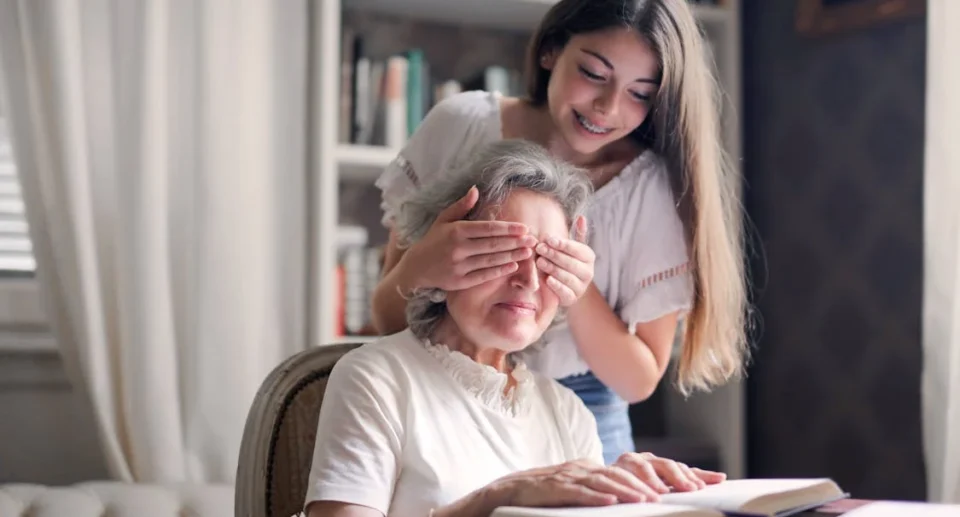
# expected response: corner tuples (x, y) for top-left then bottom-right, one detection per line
(510, 256), (540, 290)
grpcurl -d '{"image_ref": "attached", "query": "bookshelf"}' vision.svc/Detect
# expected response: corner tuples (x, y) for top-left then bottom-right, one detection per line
(345, 0), (732, 32)
(311, 0), (745, 479)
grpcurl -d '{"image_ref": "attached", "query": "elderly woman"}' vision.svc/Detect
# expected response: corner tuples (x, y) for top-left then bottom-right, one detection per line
(304, 140), (724, 517)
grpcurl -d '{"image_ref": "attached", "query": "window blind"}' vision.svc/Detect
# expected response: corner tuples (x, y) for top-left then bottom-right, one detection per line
(0, 121), (35, 273)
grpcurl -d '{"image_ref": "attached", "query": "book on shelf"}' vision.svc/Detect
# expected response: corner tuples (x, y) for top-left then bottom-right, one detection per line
(335, 225), (383, 338)
(491, 478), (849, 517)
(339, 31), (523, 149)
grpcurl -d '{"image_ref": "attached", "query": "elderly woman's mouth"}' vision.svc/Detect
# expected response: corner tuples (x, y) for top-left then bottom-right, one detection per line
(495, 301), (538, 315)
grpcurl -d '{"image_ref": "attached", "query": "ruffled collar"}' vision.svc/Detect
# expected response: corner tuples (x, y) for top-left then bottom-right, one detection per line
(420, 339), (536, 418)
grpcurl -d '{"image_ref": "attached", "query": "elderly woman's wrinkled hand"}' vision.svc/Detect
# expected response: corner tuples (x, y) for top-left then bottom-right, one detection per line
(493, 458), (663, 508)
(612, 452), (727, 493)
(434, 456), (724, 517)
(534, 215), (596, 306)
(490, 454), (725, 511)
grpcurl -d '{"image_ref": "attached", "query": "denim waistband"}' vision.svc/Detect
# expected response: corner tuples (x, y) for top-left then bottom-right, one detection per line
(558, 371), (628, 409)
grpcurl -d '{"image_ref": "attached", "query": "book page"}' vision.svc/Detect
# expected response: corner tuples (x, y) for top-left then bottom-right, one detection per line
(490, 503), (722, 517)
(843, 501), (960, 516)
(658, 478), (839, 513)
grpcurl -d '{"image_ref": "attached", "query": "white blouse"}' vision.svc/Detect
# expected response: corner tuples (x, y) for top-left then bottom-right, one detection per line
(375, 91), (693, 380)
(304, 329), (603, 517)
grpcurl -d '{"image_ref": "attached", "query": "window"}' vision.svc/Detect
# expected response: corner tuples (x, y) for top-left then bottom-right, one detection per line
(0, 118), (35, 276)
(0, 67), (48, 344)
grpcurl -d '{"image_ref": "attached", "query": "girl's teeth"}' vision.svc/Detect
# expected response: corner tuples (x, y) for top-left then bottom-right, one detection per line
(576, 113), (610, 134)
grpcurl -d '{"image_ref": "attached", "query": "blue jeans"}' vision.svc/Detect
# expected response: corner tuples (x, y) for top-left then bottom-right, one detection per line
(557, 371), (634, 465)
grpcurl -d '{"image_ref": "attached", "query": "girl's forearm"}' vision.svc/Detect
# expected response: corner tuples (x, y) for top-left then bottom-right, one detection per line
(370, 253), (416, 335)
(565, 285), (671, 403)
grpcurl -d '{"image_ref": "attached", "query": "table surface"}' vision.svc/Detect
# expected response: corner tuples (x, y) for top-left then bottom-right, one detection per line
(802, 499), (876, 515)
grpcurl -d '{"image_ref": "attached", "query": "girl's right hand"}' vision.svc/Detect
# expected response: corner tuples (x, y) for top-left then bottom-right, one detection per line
(400, 186), (537, 291)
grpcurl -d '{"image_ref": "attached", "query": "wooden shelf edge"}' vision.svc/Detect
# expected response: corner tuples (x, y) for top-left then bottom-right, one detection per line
(327, 334), (376, 345)
(336, 144), (399, 182)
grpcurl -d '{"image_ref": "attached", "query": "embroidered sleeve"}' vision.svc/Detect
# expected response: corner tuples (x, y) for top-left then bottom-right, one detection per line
(636, 262), (691, 290)
(620, 262), (694, 332)
(374, 92), (490, 227)
(617, 160), (694, 330)
(375, 147), (422, 228)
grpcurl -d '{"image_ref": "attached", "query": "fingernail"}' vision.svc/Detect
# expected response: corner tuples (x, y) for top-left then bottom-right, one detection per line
(548, 237), (560, 246)
(536, 243), (548, 254)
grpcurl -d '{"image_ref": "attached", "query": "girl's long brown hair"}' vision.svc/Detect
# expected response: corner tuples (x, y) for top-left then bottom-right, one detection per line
(525, 0), (750, 395)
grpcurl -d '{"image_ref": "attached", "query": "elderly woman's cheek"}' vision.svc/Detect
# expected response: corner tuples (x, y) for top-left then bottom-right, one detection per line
(537, 288), (561, 327)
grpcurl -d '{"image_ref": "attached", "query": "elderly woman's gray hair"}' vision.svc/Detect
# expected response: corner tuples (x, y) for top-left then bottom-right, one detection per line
(393, 138), (593, 340)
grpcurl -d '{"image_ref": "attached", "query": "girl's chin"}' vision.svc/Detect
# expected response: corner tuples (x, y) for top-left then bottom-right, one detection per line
(564, 128), (614, 156)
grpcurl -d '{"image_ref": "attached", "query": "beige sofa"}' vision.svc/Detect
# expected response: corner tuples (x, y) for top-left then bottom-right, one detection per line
(0, 342), (361, 517)
(0, 482), (233, 517)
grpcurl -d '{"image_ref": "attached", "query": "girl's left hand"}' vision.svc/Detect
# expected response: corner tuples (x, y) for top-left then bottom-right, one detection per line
(535, 215), (596, 306)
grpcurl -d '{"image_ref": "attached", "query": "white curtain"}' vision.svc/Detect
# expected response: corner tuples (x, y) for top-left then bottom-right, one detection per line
(0, 0), (309, 483)
(923, 0), (960, 505)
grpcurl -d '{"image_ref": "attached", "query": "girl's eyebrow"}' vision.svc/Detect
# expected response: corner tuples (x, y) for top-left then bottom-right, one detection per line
(580, 48), (615, 70)
(579, 48), (659, 84)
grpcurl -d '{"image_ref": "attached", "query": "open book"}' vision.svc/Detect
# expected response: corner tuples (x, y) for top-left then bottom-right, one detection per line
(491, 478), (848, 517)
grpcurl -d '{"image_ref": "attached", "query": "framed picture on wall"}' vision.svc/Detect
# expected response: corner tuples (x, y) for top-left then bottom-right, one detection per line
(796, 0), (926, 36)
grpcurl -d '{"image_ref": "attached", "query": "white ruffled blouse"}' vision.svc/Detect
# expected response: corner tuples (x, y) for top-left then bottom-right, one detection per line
(305, 330), (604, 517)
(421, 339), (536, 417)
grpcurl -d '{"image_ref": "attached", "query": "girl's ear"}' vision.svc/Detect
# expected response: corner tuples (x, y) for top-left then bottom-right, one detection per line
(540, 49), (559, 70)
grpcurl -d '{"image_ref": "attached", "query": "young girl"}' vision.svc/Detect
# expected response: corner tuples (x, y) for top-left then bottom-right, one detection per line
(371, 0), (748, 465)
